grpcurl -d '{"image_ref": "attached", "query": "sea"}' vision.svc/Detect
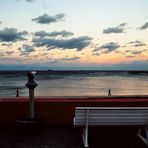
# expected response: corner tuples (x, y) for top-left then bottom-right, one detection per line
(0, 70), (148, 97)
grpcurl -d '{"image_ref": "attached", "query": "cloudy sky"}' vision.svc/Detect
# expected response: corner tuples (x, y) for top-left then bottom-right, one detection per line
(0, 0), (148, 70)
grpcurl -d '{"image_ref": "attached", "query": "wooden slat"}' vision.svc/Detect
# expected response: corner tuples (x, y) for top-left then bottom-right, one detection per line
(74, 107), (148, 126)
(76, 107), (148, 110)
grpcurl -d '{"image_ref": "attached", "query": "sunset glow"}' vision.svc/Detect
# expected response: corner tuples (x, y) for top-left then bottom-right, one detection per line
(0, 0), (148, 70)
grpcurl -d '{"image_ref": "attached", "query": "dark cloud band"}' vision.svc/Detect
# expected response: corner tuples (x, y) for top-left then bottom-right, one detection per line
(93, 42), (120, 54)
(34, 30), (74, 37)
(0, 28), (28, 42)
(103, 23), (127, 34)
(61, 56), (80, 61)
(132, 50), (142, 55)
(18, 44), (35, 56)
(138, 22), (148, 30)
(128, 40), (146, 47)
(16, 0), (34, 2)
(32, 36), (92, 51)
(32, 13), (65, 24)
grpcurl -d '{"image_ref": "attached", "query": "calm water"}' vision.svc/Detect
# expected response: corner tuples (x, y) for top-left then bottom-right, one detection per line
(0, 71), (148, 96)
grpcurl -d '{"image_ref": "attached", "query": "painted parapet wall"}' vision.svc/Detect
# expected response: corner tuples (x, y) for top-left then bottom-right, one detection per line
(0, 96), (148, 126)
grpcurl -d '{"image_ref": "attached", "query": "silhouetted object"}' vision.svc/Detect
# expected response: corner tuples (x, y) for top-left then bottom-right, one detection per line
(26, 71), (38, 120)
(108, 89), (111, 96)
(16, 88), (19, 97)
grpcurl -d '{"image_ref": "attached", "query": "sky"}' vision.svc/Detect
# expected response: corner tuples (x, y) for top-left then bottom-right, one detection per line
(0, 0), (148, 70)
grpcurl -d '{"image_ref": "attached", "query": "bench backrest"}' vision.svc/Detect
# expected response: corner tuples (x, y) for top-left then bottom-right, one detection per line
(74, 107), (148, 126)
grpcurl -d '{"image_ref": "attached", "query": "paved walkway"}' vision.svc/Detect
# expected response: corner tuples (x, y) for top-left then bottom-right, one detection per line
(0, 126), (147, 148)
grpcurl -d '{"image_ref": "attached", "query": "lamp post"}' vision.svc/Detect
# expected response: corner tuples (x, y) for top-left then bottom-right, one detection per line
(26, 71), (38, 120)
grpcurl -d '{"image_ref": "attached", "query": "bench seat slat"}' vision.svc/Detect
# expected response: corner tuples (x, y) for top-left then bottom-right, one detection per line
(75, 110), (148, 114)
(74, 107), (148, 126)
(75, 119), (148, 124)
(76, 107), (148, 110)
(75, 113), (148, 116)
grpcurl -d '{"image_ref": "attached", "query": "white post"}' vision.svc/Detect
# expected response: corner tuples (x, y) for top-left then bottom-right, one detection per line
(83, 109), (89, 147)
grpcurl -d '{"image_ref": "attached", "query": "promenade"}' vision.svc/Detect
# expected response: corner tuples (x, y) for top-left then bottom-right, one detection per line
(0, 126), (147, 148)
(0, 96), (148, 147)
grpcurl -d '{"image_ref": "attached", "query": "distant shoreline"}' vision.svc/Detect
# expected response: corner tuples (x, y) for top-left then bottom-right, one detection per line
(0, 95), (148, 100)
(0, 70), (148, 74)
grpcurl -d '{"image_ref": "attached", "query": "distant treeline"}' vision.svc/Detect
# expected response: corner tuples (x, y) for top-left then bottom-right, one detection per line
(128, 71), (148, 76)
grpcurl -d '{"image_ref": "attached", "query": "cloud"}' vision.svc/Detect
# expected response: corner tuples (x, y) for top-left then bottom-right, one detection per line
(34, 30), (74, 38)
(103, 23), (127, 34)
(32, 36), (92, 51)
(125, 50), (131, 53)
(0, 52), (4, 57)
(0, 28), (28, 42)
(0, 57), (21, 64)
(126, 55), (135, 58)
(128, 40), (146, 47)
(44, 59), (59, 65)
(0, 21), (2, 24)
(1, 43), (12, 46)
(26, 0), (34, 2)
(138, 22), (148, 30)
(131, 50), (142, 55)
(143, 49), (148, 52)
(61, 56), (80, 61)
(93, 42), (120, 54)
(129, 40), (142, 44)
(18, 44), (35, 56)
(32, 13), (65, 24)
(92, 60), (148, 70)
(16, 0), (35, 2)
(122, 48), (147, 57)
(123, 60), (148, 70)
(119, 23), (127, 27)
(92, 52), (101, 56)
(5, 51), (14, 55)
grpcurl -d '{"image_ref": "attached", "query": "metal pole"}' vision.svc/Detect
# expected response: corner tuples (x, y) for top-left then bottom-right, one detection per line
(26, 71), (38, 120)
(29, 88), (34, 119)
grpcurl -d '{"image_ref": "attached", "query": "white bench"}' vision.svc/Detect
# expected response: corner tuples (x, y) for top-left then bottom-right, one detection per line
(74, 107), (148, 147)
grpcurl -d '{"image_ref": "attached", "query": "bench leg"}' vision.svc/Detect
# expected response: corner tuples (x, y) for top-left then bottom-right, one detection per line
(82, 127), (89, 147)
(137, 126), (148, 146)
(82, 109), (89, 147)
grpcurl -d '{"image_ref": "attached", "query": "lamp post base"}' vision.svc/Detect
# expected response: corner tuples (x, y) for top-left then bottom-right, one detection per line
(16, 119), (41, 131)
